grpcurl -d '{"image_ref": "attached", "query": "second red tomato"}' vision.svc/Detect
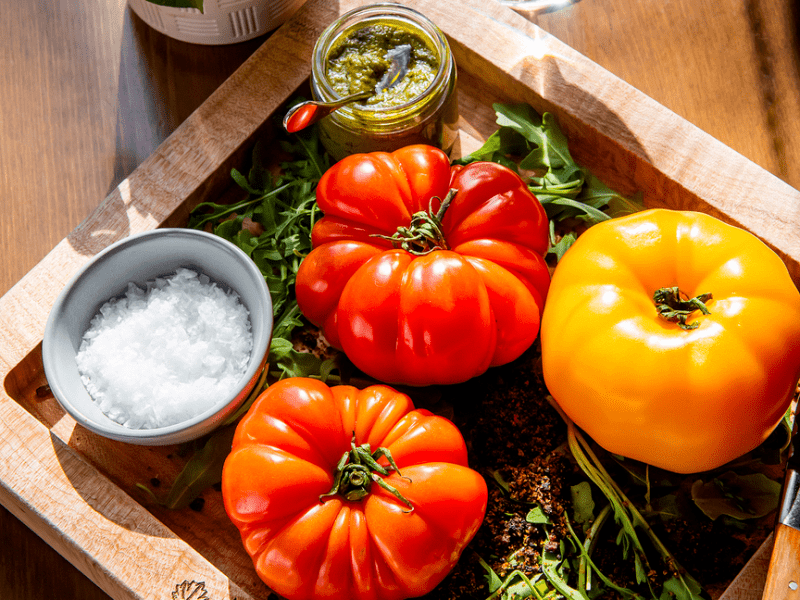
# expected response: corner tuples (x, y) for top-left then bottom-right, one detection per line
(296, 144), (550, 386)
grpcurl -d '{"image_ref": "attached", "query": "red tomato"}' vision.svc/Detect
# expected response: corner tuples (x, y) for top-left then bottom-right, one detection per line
(295, 144), (550, 386)
(221, 378), (488, 600)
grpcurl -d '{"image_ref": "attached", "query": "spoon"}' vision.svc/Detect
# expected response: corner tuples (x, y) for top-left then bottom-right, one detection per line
(283, 44), (412, 133)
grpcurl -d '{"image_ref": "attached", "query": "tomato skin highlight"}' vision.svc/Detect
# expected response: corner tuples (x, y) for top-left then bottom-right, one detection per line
(222, 378), (488, 600)
(540, 208), (800, 474)
(335, 249), (496, 385)
(296, 144), (550, 386)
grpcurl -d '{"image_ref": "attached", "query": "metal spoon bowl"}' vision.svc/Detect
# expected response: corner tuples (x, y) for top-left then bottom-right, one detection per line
(283, 44), (412, 133)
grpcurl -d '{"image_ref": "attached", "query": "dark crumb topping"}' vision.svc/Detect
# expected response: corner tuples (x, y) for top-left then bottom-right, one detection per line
(407, 341), (777, 600)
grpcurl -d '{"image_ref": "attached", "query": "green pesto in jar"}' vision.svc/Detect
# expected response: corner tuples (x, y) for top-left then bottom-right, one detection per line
(326, 23), (440, 109)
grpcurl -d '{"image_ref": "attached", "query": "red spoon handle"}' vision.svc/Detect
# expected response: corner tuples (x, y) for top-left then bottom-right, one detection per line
(284, 102), (320, 133)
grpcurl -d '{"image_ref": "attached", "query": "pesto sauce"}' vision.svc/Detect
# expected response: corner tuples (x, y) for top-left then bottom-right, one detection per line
(326, 23), (439, 108)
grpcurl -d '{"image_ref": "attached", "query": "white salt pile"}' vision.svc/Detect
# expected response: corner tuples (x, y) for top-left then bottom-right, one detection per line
(75, 268), (253, 430)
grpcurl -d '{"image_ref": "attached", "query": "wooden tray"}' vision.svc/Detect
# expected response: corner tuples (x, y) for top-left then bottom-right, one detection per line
(2, 0), (798, 598)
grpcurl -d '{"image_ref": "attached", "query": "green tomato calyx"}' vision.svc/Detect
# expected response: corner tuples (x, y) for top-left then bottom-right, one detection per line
(653, 286), (713, 330)
(371, 188), (456, 255)
(320, 434), (413, 511)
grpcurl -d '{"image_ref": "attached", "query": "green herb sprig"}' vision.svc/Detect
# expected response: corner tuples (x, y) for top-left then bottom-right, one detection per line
(136, 103), (785, 600)
(456, 103), (644, 260)
(546, 395), (705, 600)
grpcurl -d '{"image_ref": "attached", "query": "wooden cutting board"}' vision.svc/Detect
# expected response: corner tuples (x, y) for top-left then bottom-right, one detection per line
(1, 0), (798, 598)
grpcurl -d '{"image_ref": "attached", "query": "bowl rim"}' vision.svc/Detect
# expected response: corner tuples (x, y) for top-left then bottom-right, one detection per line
(41, 228), (272, 443)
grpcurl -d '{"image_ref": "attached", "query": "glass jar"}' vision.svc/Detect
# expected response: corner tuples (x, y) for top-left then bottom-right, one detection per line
(310, 3), (459, 161)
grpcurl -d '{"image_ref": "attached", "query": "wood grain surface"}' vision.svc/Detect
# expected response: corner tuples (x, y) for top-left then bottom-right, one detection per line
(1, 0), (798, 599)
(762, 524), (800, 600)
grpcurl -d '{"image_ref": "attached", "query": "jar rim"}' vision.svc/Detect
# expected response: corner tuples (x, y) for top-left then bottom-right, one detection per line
(311, 3), (454, 128)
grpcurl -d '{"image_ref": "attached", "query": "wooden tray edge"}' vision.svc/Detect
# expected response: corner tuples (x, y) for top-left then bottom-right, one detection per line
(0, 0), (796, 598)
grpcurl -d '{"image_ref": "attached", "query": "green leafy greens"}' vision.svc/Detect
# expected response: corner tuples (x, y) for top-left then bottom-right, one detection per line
(187, 124), (335, 376)
(456, 103), (644, 260)
(136, 102), (783, 600)
(453, 104), (785, 600)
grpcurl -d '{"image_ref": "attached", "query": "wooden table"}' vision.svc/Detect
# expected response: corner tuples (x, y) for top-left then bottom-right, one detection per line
(1, 0), (798, 598)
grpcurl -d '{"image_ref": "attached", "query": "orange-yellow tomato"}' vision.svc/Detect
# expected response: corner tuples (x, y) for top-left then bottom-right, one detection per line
(541, 209), (800, 474)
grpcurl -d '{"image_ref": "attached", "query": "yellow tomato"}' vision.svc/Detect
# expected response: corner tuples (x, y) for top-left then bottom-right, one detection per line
(541, 209), (800, 474)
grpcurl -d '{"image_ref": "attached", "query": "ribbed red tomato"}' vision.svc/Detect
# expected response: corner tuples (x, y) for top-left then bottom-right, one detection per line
(221, 377), (488, 600)
(295, 144), (550, 386)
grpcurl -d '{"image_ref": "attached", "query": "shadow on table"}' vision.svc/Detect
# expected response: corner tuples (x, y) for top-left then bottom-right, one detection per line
(64, 5), (267, 258)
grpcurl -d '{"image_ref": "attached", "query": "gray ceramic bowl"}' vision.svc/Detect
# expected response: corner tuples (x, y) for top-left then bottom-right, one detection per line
(42, 228), (273, 446)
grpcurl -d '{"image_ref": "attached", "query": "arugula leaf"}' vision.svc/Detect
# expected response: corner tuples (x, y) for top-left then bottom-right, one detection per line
(526, 505), (552, 525)
(541, 546), (587, 600)
(480, 559), (552, 600)
(547, 395), (704, 600)
(268, 337), (339, 380)
(489, 469), (513, 495)
(460, 129), (529, 170)
(659, 575), (704, 600)
(570, 481), (596, 533)
(162, 425), (236, 509)
(190, 126), (329, 335)
(647, 494), (682, 521)
(457, 104), (644, 259)
(136, 425), (235, 510)
(548, 223), (577, 263)
(546, 197), (609, 225)
(691, 472), (781, 521)
(477, 554), (504, 595)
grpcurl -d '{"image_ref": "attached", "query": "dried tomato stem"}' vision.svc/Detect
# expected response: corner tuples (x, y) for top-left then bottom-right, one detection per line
(371, 188), (457, 255)
(653, 287), (712, 330)
(319, 434), (413, 510)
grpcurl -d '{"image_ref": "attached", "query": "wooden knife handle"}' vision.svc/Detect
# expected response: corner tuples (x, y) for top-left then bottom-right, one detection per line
(763, 523), (800, 599)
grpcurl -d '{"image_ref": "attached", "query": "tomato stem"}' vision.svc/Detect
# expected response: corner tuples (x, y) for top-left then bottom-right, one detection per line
(653, 287), (712, 330)
(320, 434), (413, 511)
(371, 188), (457, 255)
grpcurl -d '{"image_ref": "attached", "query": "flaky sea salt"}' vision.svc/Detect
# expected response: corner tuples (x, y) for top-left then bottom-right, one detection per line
(75, 268), (253, 429)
